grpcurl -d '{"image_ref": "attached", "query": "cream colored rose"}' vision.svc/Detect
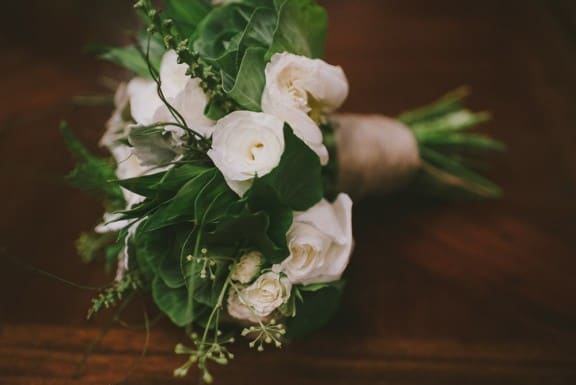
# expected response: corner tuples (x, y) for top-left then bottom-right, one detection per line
(262, 52), (349, 165)
(208, 111), (285, 196)
(126, 50), (214, 157)
(274, 194), (353, 285)
(127, 50), (188, 125)
(227, 272), (292, 322)
(231, 251), (263, 284)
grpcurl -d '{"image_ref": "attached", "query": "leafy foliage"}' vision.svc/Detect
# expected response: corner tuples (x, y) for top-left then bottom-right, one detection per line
(61, 122), (125, 210)
(286, 281), (346, 339)
(87, 272), (143, 319)
(88, 33), (165, 78)
(193, 0), (328, 111)
(164, 0), (212, 36)
(76, 231), (123, 272)
(250, 124), (323, 211)
(268, 0), (328, 59)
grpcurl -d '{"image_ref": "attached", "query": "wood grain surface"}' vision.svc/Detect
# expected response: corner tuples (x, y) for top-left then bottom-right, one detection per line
(1, 0), (575, 384)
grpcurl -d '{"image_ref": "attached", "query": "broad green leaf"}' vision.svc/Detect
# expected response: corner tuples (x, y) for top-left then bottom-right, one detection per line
(268, 0), (328, 59)
(193, 4), (251, 64)
(247, 180), (292, 251)
(194, 173), (239, 225)
(157, 227), (198, 288)
(205, 211), (287, 261)
(165, 0), (212, 36)
(152, 275), (200, 327)
(286, 284), (344, 339)
(194, 3), (276, 112)
(224, 47), (267, 110)
(254, 125), (323, 211)
(88, 35), (165, 78)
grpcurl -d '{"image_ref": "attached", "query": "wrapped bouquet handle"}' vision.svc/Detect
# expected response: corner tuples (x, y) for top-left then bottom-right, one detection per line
(332, 113), (421, 197)
(332, 88), (503, 199)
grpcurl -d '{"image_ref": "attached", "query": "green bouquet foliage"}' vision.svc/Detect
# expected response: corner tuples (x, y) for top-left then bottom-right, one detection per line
(62, 0), (502, 382)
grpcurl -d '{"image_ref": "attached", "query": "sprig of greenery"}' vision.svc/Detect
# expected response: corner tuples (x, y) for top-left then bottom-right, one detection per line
(87, 32), (166, 79)
(76, 231), (123, 272)
(87, 272), (143, 319)
(61, 122), (125, 211)
(241, 319), (286, 351)
(173, 270), (235, 384)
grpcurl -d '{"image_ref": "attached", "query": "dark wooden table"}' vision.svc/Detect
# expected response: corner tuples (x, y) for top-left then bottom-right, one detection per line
(1, 0), (575, 384)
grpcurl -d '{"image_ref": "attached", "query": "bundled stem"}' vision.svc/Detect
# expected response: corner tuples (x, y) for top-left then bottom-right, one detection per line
(400, 88), (505, 198)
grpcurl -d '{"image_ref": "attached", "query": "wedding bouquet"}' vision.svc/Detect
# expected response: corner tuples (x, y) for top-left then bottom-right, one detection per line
(63, 0), (502, 382)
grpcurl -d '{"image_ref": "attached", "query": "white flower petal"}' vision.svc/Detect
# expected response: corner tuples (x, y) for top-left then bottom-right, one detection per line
(275, 194), (354, 285)
(127, 78), (161, 126)
(262, 52), (349, 165)
(208, 111), (285, 196)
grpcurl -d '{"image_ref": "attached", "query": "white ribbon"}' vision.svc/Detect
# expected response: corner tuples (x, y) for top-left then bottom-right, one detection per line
(331, 113), (421, 198)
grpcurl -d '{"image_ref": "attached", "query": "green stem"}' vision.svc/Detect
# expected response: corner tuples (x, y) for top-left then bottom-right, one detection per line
(200, 274), (232, 346)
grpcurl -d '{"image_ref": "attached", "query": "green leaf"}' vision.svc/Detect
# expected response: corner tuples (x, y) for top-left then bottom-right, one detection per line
(286, 283), (344, 339)
(193, 3), (276, 112)
(118, 163), (210, 199)
(193, 4), (252, 65)
(224, 46), (267, 110)
(268, 0), (328, 59)
(247, 180), (292, 251)
(411, 110), (492, 138)
(194, 173), (239, 226)
(145, 168), (217, 231)
(420, 147), (502, 198)
(253, 125), (323, 211)
(88, 34), (165, 78)
(157, 227), (198, 289)
(398, 87), (470, 126)
(164, 0), (212, 37)
(423, 133), (505, 152)
(60, 122), (125, 210)
(152, 275), (199, 327)
(205, 211), (287, 261)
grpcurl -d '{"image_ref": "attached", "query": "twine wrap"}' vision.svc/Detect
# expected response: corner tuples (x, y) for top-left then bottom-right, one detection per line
(331, 113), (421, 198)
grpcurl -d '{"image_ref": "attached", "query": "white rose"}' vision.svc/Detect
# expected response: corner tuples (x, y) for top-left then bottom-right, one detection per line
(208, 111), (285, 196)
(262, 52), (349, 165)
(126, 50), (214, 137)
(274, 194), (353, 285)
(127, 50), (188, 125)
(227, 272), (292, 322)
(231, 251), (263, 284)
